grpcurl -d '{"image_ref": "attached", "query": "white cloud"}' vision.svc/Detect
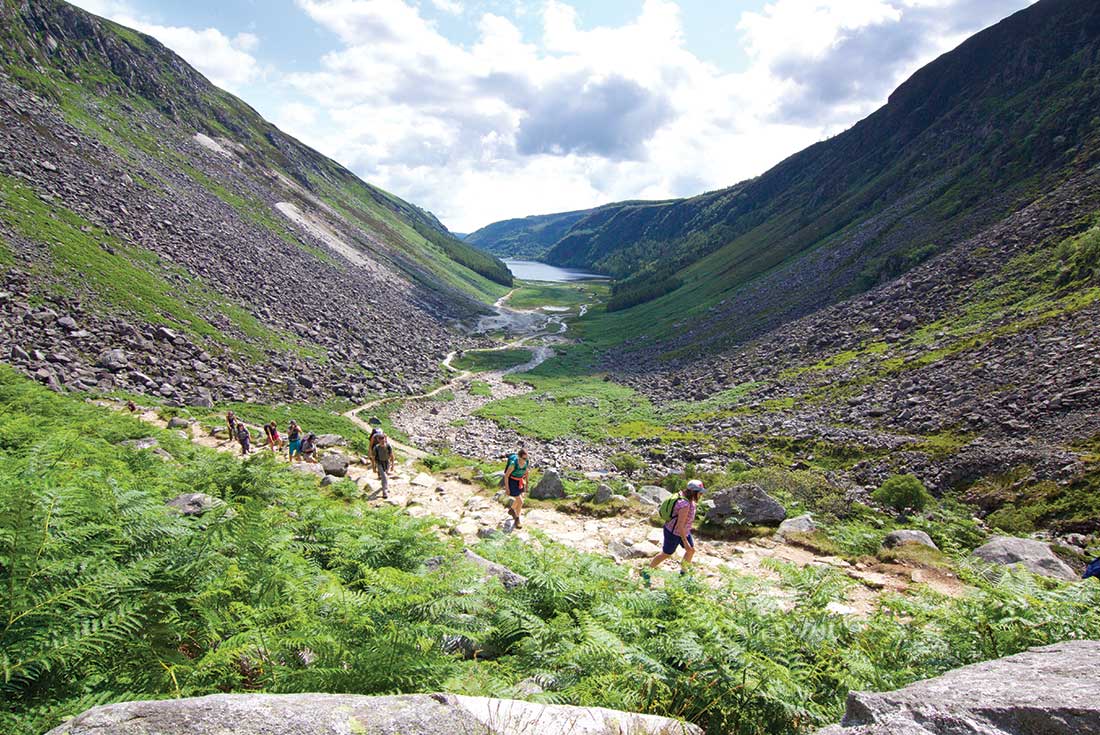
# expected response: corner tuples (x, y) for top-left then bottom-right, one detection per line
(430, 0), (463, 14)
(76, 0), (1036, 232)
(70, 1), (262, 94)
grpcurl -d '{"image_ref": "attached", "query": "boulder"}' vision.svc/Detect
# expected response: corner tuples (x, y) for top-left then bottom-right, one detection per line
(121, 437), (159, 451)
(608, 539), (659, 561)
(166, 417), (190, 429)
(882, 530), (937, 550)
(530, 470), (566, 499)
(190, 388), (214, 408)
(96, 348), (129, 372)
(165, 492), (223, 517)
(816, 641), (1100, 734)
(971, 536), (1077, 581)
(463, 549), (527, 589)
(591, 484), (614, 504)
(777, 514), (816, 538)
(315, 433), (347, 448)
(319, 452), (350, 478)
(705, 484), (787, 527)
(292, 462), (326, 478)
(636, 485), (671, 505)
(47, 692), (702, 735)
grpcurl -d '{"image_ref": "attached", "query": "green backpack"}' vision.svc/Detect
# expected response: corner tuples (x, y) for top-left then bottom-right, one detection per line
(658, 495), (680, 524)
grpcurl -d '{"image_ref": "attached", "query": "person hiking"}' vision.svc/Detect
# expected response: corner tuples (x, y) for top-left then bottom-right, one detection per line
(642, 479), (704, 588)
(287, 420), (302, 462)
(371, 433), (395, 499)
(225, 410), (237, 440)
(236, 421), (252, 456)
(300, 432), (318, 463)
(263, 421), (283, 452)
(368, 426), (384, 470)
(126, 400), (137, 413)
(504, 449), (529, 529)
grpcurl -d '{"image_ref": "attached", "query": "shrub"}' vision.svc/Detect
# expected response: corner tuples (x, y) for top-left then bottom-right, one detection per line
(873, 474), (934, 512)
(609, 452), (644, 476)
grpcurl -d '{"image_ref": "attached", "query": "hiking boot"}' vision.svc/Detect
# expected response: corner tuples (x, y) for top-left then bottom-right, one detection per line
(514, 518), (523, 529)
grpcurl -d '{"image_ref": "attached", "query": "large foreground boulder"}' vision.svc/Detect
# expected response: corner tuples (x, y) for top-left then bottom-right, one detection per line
(816, 641), (1100, 734)
(530, 470), (566, 499)
(705, 484), (787, 526)
(971, 535), (1077, 581)
(319, 452), (350, 478)
(47, 692), (702, 735)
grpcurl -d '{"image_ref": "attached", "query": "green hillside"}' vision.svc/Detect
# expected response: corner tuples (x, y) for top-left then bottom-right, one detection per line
(514, 0), (1100, 343)
(465, 208), (599, 260)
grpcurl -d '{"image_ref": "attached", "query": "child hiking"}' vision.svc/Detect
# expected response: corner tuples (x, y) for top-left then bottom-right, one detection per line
(263, 421), (283, 452)
(642, 479), (704, 587)
(236, 421), (252, 456)
(504, 449), (529, 529)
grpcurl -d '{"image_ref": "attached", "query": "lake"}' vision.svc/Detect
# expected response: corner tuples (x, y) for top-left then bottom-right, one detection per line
(503, 259), (607, 282)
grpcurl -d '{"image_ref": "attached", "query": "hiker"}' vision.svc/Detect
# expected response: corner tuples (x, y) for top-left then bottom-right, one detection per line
(287, 420), (302, 462)
(642, 479), (705, 587)
(263, 421), (283, 452)
(368, 426), (384, 470)
(126, 400), (137, 413)
(504, 449), (529, 529)
(300, 432), (318, 463)
(225, 410), (237, 440)
(371, 433), (395, 499)
(236, 421), (252, 456)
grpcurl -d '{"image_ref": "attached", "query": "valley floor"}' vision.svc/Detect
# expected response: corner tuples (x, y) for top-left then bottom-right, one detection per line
(112, 284), (965, 615)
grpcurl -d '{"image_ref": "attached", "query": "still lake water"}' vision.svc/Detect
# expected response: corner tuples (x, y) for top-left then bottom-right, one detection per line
(503, 259), (606, 282)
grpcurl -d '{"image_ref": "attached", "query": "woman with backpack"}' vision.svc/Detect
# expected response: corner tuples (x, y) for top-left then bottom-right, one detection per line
(504, 449), (529, 529)
(287, 420), (302, 462)
(642, 479), (704, 587)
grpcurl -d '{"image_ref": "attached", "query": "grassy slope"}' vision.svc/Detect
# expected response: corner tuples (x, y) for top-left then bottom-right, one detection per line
(3, 365), (1099, 735)
(0, 173), (319, 361)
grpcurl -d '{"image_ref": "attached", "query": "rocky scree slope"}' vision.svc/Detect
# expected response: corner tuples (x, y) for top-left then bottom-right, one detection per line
(614, 167), (1100, 534)
(0, 0), (509, 405)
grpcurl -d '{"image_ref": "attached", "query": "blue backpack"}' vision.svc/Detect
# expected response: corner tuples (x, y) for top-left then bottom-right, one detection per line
(1084, 558), (1100, 581)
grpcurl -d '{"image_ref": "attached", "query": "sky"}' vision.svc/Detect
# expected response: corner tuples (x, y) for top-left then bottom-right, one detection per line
(71, 0), (1036, 233)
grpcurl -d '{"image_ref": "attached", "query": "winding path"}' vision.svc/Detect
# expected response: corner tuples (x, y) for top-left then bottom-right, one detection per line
(341, 288), (566, 459)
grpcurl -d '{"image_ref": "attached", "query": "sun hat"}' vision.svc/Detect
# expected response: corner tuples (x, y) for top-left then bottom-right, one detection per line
(686, 479), (705, 494)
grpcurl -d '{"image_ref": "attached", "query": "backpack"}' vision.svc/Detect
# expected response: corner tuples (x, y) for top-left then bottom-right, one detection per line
(1085, 558), (1100, 581)
(658, 496), (681, 524)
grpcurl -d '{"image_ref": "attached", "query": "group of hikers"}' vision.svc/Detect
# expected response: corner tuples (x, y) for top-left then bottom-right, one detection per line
(222, 410), (396, 497)
(502, 448), (703, 583)
(224, 410), (319, 461)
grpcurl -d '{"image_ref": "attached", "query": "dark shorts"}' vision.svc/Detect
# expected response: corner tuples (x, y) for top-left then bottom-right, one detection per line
(662, 527), (694, 555)
(507, 477), (525, 497)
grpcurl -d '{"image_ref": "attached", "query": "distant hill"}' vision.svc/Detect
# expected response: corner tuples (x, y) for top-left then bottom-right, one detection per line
(0, 0), (512, 404)
(466, 207), (603, 260)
